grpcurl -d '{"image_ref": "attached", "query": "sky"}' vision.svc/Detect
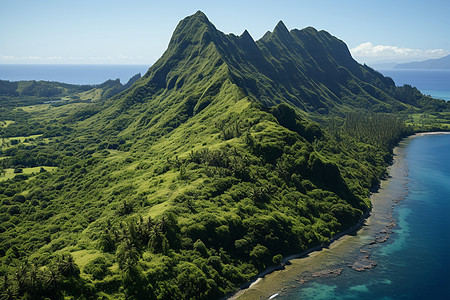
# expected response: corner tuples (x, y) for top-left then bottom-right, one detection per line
(1, 0), (449, 66)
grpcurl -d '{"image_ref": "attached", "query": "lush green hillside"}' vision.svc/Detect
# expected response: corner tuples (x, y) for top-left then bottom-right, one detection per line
(0, 11), (449, 300)
(0, 73), (141, 108)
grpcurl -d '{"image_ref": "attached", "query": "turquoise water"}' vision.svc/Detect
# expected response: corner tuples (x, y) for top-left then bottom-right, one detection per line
(0, 64), (149, 85)
(278, 134), (450, 299)
(379, 69), (450, 101)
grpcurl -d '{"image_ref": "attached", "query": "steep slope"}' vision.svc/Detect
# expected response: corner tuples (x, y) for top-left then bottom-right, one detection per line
(94, 10), (440, 132)
(253, 24), (397, 111)
(0, 11), (448, 300)
(95, 12), (230, 134)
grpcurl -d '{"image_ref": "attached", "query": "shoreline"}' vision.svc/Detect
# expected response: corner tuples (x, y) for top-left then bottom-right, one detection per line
(228, 208), (371, 299)
(412, 131), (450, 136)
(227, 211), (370, 300)
(228, 132), (445, 300)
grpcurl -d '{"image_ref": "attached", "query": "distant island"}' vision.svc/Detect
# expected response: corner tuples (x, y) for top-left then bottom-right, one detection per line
(394, 54), (450, 69)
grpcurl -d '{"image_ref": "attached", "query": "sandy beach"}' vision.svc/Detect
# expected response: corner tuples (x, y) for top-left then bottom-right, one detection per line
(413, 131), (450, 136)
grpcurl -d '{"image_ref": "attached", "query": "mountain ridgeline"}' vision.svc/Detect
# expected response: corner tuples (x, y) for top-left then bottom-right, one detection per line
(106, 11), (442, 119)
(0, 11), (449, 300)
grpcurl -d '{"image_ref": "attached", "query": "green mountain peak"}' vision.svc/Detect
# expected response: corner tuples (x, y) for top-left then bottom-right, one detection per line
(1, 11), (448, 300)
(273, 20), (290, 36)
(182, 10), (211, 26)
(168, 10), (217, 47)
(240, 29), (253, 40)
(193, 9), (208, 18)
(98, 10), (446, 127)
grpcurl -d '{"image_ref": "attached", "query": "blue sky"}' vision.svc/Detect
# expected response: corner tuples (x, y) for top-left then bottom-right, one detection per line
(1, 0), (449, 65)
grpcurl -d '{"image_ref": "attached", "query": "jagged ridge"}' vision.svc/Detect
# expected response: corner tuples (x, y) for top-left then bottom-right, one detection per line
(101, 10), (429, 128)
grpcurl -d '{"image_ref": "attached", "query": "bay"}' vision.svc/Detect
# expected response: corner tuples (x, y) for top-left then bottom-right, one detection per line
(378, 69), (450, 101)
(234, 133), (450, 300)
(0, 64), (150, 85)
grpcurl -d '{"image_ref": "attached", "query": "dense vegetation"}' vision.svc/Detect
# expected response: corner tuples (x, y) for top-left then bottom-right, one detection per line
(1, 11), (449, 300)
(0, 73), (141, 108)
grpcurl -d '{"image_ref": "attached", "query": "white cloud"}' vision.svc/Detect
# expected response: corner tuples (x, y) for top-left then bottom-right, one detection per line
(1, 55), (15, 60)
(350, 42), (449, 63)
(0, 55), (52, 63)
(48, 56), (63, 61)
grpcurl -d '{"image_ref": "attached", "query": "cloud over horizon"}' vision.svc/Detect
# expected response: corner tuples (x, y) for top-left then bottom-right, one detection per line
(350, 42), (449, 64)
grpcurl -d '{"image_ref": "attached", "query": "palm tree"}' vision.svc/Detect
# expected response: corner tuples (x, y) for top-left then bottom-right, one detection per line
(116, 239), (140, 270)
(0, 286), (17, 300)
(98, 233), (115, 252)
(42, 267), (60, 294)
(24, 264), (42, 296)
(148, 226), (163, 253)
(13, 262), (28, 295)
(0, 274), (8, 294)
(0, 274), (17, 300)
(157, 216), (167, 233)
(57, 254), (79, 278)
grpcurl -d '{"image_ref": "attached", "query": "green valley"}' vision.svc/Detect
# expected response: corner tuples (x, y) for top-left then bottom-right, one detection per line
(0, 11), (449, 300)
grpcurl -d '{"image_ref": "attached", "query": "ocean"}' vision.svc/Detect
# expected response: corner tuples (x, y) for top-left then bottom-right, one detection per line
(379, 69), (450, 101)
(0, 64), (150, 85)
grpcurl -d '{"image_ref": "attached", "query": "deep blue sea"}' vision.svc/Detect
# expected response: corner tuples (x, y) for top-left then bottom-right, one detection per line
(274, 134), (450, 300)
(0, 64), (150, 85)
(379, 69), (450, 101)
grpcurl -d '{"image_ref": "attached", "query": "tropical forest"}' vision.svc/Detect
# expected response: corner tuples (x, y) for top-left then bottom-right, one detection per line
(0, 11), (449, 300)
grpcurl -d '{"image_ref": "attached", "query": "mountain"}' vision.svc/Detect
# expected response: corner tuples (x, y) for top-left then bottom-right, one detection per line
(0, 11), (448, 300)
(98, 10), (446, 127)
(394, 54), (450, 69)
(100, 11), (413, 119)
